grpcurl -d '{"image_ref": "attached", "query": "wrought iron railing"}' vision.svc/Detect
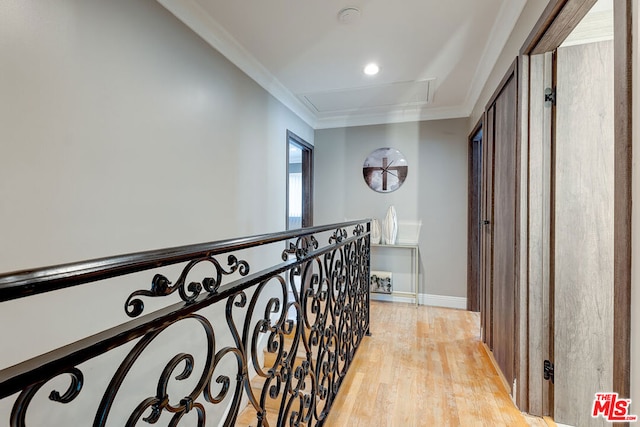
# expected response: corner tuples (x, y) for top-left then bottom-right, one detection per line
(0, 220), (371, 426)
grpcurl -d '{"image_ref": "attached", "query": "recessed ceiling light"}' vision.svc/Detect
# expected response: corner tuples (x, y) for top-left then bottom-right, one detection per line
(364, 63), (380, 76)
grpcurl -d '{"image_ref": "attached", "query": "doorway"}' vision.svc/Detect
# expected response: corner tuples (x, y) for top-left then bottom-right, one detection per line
(553, 34), (614, 426)
(286, 131), (313, 229)
(467, 122), (483, 312)
(522, 0), (631, 424)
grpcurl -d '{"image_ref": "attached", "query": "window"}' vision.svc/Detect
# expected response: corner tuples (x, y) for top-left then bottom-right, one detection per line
(286, 131), (313, 229)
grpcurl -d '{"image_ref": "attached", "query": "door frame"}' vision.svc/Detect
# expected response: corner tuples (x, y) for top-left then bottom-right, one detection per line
(467, 118), (483, 312)
(519, 0), (633, 415)
(286, 130), (314, 229)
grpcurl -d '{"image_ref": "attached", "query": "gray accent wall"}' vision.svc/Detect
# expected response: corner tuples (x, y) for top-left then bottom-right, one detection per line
(314, 119), (468, 299)
(0, 0), (312, 273)
(0, 0), (312, 379)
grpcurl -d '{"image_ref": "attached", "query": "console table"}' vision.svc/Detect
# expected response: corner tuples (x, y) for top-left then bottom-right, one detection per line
(370, 243), (420, 306)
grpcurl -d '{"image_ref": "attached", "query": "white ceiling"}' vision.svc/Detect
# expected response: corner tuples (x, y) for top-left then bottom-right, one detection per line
(157, 0), (527, 129)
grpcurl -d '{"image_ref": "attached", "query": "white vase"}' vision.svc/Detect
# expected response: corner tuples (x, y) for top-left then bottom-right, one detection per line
(370, 219), (381, 244)
(383, 205), (398, 245)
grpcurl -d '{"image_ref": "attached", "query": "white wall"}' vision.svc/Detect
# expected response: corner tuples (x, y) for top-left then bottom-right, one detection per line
(470, 0), (551, 130)
(0, 0), (312, 274)
(314, 119), (468, 301)
(0, 1), (312, 422)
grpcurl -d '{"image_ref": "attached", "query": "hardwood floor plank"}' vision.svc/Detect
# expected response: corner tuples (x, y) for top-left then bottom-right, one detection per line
(324, 301), (541, 426)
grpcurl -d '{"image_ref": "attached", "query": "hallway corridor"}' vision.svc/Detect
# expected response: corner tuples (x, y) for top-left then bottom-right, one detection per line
(325, 301), (546, 426)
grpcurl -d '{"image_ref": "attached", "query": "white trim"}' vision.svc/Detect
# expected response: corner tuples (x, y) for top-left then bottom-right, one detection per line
(371, 292), (467, 310)
(157, 0), (526, 130)
(370, 292), (416, 305)
(463, 0), (527, 115)
(421, 293), (467, 310)
(156, 0), (317, 128)
(555, 424), (575, 427)
(314, 105), (469, 130)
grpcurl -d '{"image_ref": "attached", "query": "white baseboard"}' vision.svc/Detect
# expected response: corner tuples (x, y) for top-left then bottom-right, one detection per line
(370, 292), (467, 310)
(421, 293), (467, 309)
(370, 292), (415, 305)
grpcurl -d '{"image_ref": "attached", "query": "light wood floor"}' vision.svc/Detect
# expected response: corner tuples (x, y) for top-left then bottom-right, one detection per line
(324, 301), (547, 427)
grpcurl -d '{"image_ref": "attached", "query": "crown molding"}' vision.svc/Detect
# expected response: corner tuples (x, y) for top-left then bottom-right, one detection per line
(313, 105), (470, 129)
(156, 0), (318, 128)
(158, 0), (522, 130)
(463, 0), (527, 114)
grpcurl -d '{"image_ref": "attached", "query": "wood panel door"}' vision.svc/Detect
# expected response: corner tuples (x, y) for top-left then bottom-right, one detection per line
(552, 39), (614, 427)
(482, 63), (518, 393)
(521, 0), (631, 418)
(480, 110), (494, 348)
(467, 124), (483, 312)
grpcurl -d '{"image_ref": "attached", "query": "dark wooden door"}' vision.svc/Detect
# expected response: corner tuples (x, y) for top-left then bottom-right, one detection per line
(467, 124), (483, 312)
(480, 111), (494, 347)
(482, 63), (518, 392)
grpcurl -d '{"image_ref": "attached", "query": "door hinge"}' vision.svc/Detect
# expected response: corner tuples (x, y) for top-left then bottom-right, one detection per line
(543, 359), (554, 383)
(544, 87), (556, 106)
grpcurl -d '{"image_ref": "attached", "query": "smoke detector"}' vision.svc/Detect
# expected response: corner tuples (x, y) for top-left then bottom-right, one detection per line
(337, 7), (361, 24)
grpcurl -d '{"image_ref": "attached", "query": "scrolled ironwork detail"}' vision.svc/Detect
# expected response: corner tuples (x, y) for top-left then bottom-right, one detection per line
(2, 220), (370, 427)
(95, 314), (217, 427)
(329, 227), (348, 244)
(124, 254), (250, 317)
(281, 235), (319, 261)
(10, 368), (84, 427)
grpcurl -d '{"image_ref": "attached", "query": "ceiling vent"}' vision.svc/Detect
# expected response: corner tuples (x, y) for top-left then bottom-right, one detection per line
(337, 7), (361, 24)
(301, 79), (436, 114)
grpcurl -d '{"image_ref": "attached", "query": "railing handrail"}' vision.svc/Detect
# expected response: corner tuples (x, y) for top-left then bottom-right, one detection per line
(0, 220), (369, 302)
(0, 220), (372, 425)
(0, 230), (368, 400)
